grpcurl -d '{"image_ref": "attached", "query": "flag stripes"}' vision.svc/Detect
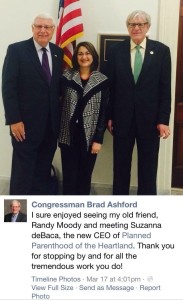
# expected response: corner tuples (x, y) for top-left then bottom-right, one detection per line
(56, 0), (84, 68)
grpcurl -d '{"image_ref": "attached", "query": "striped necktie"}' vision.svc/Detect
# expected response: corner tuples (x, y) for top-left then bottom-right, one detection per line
(134, 45), (142, 83)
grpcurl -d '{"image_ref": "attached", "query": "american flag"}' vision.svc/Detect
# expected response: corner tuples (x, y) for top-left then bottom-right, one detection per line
(56, 0), (84, 69)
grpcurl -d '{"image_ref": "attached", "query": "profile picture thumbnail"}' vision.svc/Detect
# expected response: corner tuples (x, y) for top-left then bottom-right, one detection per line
(4, 199), (27, 222)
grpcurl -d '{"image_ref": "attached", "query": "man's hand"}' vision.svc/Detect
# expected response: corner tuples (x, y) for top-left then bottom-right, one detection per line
(10, 122), (26, 142)
(157, 124), (170, 139)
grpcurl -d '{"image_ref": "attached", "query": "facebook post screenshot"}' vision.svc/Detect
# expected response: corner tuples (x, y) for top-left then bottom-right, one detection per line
(1, 0), (183, 300)
(0, 196), (183, 300)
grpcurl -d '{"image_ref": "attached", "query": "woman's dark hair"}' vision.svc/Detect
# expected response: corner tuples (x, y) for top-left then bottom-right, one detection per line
(72, 41), (99, 71)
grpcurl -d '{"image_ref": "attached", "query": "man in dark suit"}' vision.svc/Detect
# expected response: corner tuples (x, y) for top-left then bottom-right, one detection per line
(2, 13), (63, 195)
(106, 10), (171, 195)
(4, 200), (27, 222)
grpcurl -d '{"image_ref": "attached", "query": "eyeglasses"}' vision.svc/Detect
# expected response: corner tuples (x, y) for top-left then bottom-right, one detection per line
(33, 24), (55, 30)
(128, 23), (148, 29)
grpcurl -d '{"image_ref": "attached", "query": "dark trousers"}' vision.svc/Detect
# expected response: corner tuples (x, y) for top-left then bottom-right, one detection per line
(61, 144), (97, 195)
(113, 130), (160, 195)
(10, 124), (57, 195)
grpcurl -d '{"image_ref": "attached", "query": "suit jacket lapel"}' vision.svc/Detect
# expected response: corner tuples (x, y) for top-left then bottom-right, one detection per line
(16, 213), (21, 222)
(138, 39), (155, 81)
(49, 43), (59, 84)
(121, 40), (135, 84)
(25, 38), (49, 84)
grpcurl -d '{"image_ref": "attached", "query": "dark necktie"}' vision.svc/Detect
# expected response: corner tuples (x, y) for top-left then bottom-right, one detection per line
(134, 45), (142, 83)
(41, 48), (51, 83)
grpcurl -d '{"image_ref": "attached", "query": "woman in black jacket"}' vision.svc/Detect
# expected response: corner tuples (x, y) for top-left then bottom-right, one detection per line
(58, 41), (109, 195)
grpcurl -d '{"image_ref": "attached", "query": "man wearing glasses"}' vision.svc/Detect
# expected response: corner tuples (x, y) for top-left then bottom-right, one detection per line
(2, 13), (63, 195)
(107, 10), (171, 195)
(4, 200), (27, 222)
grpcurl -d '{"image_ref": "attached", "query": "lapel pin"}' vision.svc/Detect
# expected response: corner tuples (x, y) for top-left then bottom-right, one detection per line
(54, 54), (57, 57)
(150, 51), (154, 55)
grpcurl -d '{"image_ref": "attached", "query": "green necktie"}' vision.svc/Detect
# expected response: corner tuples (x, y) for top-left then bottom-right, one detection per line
(134, 45), (142, 83)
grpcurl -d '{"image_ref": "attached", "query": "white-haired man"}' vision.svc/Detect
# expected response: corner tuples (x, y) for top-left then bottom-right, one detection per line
(107, 10), (171, 195)
(2, 13), (63, 195)
(4, 200), (27, 222)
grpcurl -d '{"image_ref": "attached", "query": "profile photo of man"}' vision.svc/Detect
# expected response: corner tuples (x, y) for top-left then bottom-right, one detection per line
(4, 200), (27, 222)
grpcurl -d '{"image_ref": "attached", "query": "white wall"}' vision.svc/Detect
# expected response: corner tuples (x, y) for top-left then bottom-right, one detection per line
(0, 0), (179, 194)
